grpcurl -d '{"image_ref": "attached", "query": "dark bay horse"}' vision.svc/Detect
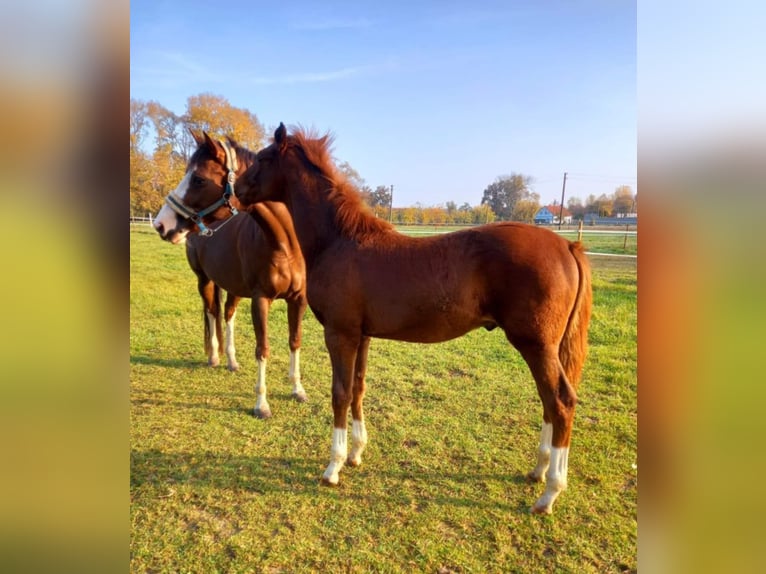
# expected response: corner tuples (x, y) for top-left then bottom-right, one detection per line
(153, 131), (308, 418)
(236, 124), (592, 514)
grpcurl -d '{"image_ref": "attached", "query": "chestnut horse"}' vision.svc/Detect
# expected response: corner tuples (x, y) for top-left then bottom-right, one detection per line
(153, 131), (308, 418)
(236, 124), (592, 514)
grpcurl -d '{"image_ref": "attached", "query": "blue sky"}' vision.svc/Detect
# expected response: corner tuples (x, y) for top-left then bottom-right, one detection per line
(130, 1), (636, 207)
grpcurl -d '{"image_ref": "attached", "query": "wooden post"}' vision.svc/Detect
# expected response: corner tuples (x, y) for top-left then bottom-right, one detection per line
(623, 223), (629, 250)
(577, 220), (583, 242)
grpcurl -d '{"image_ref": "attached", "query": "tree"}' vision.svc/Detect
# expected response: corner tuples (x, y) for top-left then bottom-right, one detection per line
(336, 160), (366, 189)
(596, 194), (614, 217)
(612, 185), (635, 215)
(567, 196), (585, 220)
(512, 192), (541, 223)
(130, 99), (150, 155)
(472, 204), (496, 224)
(370, 185), (392, 208)
(183, 93), (265, 151)
(480, 173), (533, 221)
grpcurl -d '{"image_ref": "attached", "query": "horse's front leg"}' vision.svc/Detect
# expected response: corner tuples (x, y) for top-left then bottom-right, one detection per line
(197, 277), (222, 367)
(251, 296), (273, 419)
(223, 293), (241, 372)
(287, 296), (308, 402)
(321, 329), (360, 486)
(348, 336), (371, 467)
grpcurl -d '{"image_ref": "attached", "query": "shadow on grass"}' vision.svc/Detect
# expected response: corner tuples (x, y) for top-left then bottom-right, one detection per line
(130, 448), (533, 512)
(131, 354), (205, 369)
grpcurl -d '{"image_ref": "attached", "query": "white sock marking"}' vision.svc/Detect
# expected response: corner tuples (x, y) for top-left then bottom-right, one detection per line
(254, 358), (270, 415)
(323, 428), (348, 484)
(205, 311), (220, 366)
(530, 422), (553, 480)
(349, 419), (368, 466)
(533, 446), (570, 514)
(225, 311), (238, 370)
(289, 349), (306, 398)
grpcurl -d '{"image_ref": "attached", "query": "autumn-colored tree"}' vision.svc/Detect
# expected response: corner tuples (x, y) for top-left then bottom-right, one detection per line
(595, 194), (614, 217)
(130, 93), (267, 217)
(512, 192), (541, 223)
(183, 93), (265, 151)
(612, 185), (635, 215)
(472, 204), (496, 224)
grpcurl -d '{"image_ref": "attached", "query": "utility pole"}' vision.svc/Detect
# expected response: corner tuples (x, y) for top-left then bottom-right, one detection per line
(558, 172), (568, 230)
(389, 184), (394, 223)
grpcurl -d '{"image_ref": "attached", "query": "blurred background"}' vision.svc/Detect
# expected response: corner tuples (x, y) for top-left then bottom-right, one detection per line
(0, 1), (126, 572)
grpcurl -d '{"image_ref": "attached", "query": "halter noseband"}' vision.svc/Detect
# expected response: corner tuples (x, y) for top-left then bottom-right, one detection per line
(164, 139), (240, 237)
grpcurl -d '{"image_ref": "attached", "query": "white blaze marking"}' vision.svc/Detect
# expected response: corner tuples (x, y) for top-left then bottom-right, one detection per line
(225, 311), (238, 370)
(153, 168), (194, 243)
(205, 311), (220, 366)
(533, 446), (570, 514)
(349, 419), (368, 466)
(530, 422), (553, 480)
(323, 428), (347, 484)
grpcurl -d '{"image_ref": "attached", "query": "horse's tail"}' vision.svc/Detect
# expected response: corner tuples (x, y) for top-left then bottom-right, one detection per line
(559, 241), (592, 390)
(203, 284), (224, 356)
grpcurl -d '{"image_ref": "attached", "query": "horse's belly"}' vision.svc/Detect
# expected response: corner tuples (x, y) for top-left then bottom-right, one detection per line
(368, 312), (486, 344)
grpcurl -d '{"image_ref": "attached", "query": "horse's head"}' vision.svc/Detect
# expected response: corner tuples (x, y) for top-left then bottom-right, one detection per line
(153, 131), (243, 244)
(237, 123), (291, 209)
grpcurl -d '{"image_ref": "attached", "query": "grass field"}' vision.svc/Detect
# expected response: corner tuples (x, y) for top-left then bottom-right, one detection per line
(130, 224), (637, 573)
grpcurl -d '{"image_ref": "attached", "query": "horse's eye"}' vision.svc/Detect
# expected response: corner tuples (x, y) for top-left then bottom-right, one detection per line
(191, 175), (205, 186)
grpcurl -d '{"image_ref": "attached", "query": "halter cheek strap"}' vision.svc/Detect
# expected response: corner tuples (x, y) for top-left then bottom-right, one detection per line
(164, 139), (240, 236)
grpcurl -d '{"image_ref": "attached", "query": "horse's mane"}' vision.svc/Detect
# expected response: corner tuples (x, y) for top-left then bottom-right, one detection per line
(287, 127), (395, 240)
(188, 137), (257, 171)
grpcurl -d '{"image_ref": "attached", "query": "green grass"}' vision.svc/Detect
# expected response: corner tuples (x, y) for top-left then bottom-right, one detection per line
(130, 224), (636, 573)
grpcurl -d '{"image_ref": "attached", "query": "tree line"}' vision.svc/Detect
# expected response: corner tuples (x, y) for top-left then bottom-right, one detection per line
(130, 94), (635, 223)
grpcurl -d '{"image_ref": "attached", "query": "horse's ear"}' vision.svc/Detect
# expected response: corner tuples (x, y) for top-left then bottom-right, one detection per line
(189, 129), (204, 145)
(275, 123), (287, 151)
(203, 131), (224, 161)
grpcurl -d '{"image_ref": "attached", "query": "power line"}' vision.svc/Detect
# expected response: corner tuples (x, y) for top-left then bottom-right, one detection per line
(565, 172), (637, 182)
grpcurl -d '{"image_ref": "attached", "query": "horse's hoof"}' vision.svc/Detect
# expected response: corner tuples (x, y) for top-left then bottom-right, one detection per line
(292, 391), (308, 403)
(530, 504), (553, 515)
(346, 457), (361, 468)
(208, 358), (220, 367)
(526, 471), (544, 483)
(254, 407), (272, 419)
(320, 476), (339, 487)
(228, 363), (240, 372)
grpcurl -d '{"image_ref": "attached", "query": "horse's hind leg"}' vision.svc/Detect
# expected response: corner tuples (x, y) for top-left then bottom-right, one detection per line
(223, 293), (241, 371)
(528, 416), (553, 483)
(198, 277), (222, 367)
(287, 297), (308, 402)
(348, 336), (371, 467)
(518, 343), (578, 515)
(251, 295), (273, 419)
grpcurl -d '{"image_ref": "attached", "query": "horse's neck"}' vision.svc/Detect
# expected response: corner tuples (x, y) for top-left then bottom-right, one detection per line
(286, 180), (344, 268)
(251, 202), (300, 256)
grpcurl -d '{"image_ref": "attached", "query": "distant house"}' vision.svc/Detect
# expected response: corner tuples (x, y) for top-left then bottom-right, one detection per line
(534, 205), (572, 225)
